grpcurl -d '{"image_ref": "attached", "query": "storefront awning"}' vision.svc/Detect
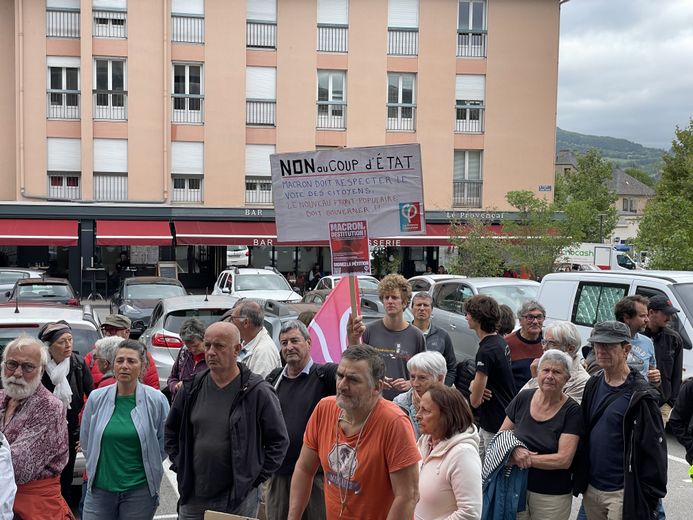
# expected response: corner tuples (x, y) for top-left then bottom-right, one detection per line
(174, 221), (456, 247)
(96, 220), (172, 246)
(0, 219), (78, 246)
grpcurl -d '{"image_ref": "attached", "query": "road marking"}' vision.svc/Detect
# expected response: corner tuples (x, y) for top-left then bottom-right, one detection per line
(163, 460), (180, 499)
(153, 515), (178, 519)
(668, 454), (689, 465)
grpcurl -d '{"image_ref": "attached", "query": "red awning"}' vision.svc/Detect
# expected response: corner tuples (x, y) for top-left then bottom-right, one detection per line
(174, 221), (457, 247)
(0, 219), (78, 246)
(96, 220), (172, 246)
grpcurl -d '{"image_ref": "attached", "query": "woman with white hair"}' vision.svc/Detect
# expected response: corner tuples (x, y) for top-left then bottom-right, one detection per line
(499, 350), (584, 520)
(393, 350), (446, 438)
(93, 336), (124, 389)
(521, 320), (590, 404)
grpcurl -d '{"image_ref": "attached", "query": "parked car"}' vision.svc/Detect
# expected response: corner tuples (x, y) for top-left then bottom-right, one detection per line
(211, 267), (302, 302)
(555, 262), (602, 272)
(226, 245), (250, 267)
(429, 278), (540, 361)
(313, 275), (380, 291)
(536, 271), (693, 375)
(407, 274), (467, 296)
(0, 268), (45, 302)
(110, 276), (187, 338)
(5, 277), (80, 306)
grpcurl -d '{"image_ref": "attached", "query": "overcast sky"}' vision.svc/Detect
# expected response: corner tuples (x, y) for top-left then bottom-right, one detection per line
(557, 0), (693, 150)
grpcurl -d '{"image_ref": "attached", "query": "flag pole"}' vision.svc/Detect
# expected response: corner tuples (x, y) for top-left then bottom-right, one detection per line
(349, 273), (358, 322)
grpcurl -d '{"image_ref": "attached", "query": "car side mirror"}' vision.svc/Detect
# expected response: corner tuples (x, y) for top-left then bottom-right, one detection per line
(4, 291), (10, 297)
(132, 320), (145, 330)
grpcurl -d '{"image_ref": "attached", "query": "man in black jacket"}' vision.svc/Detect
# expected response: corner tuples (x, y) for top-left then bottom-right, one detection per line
(669, 377), (693, 466)
(165, 321), (289, 520)
(411, 292), (457, 385)
(574, 321), (667, 520)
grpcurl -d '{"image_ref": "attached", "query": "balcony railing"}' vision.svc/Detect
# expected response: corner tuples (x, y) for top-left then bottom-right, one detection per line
(93, 10), (127, 38)
(246, 100), (276, 126)
(455, 105), (484, 133)
(316, 102), (346, 129)
(172, 177), (203, 203)
(453, 180), (483, 208)
(317, 24), (348, 53)
(387, 105), (416, 131)
(172, 94), (204, 124)
(46, 91), (80, 120)
(94, 173), (128, 201)
(246, 20), (276, 49)
(48, 174), (81, 200)
(172, 14), (204, 43)
(388, 28), (418, 56)
(46, 8), (80, 38)
(245, 177), (273, 205)
(457, 30), (487, 58)
(93, 90), (127, 120)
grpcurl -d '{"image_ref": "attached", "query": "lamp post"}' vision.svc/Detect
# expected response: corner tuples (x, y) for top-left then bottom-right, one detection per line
(598, 213), (605, 244)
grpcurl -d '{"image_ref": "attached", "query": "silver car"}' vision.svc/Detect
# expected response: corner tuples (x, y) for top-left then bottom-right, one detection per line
(429, 278), (540, 360)
(0, 268), (45, 302)
(139, 295), (239, 389)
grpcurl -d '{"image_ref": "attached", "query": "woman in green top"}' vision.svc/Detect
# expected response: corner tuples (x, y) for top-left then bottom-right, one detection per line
(80, 339), (170, 520)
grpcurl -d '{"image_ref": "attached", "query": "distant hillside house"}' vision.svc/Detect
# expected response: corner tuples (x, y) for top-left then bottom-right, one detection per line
(555, 149), (578, 176)
(608, 169), (655, 241)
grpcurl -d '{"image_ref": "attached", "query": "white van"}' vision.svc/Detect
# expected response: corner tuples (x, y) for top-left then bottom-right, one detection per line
(558, 242), (637, 271)
(536, 271), (693, 375)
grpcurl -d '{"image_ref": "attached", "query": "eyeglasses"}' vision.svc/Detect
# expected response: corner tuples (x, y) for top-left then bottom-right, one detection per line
(541, 339), (561, 348)
(523, 314), (545, 322)
(3, 360), (38, 374)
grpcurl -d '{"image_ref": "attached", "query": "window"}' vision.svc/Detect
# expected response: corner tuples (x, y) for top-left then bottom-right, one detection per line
(573, 282), (629, 327)
(47, 57), (80, 120)
(93, 58), (126, 120)
(317, 0), (348, 52)
(47, 138), (81, 200)
(247, 0), (277, 48)
(246, 67), (276, 126)
(622, 198), (636, 212)
(387, 73), (415, 131)
(457, 0), (486, 57)
(245, 144), (275, 205)
(47, 0), (80, 38)
(92, 0), (127, 38)
(172, 176), (203, 203)
(453, 150), (482, 208)
(317, 70), (345, 129)
(455, 75), (484, 133)
(172, 63), (203, 124)
(171, 141), (203, 203)
(172, 0), (204, 43)
(93, 138), (127, 201)
(388, 0), (418, 55)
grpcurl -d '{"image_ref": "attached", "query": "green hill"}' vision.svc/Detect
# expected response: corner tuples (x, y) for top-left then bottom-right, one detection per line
(556, 127), (665, 178)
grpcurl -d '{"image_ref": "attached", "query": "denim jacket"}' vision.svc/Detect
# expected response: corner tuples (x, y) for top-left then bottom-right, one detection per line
(80, 382), (170, 497)
(482, 430), (529, 520)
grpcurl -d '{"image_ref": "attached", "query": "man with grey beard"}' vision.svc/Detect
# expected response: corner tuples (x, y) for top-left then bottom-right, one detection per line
(0, 335), (72, 519)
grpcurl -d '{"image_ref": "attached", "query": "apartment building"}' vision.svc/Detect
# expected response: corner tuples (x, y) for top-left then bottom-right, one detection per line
(0, 0), (563, 287)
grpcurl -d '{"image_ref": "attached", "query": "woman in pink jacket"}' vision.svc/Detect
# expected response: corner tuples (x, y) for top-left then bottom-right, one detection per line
(416, 383), (482, 520)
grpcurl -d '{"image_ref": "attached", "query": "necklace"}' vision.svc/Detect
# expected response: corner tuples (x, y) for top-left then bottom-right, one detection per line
(334, 402), (377, 518)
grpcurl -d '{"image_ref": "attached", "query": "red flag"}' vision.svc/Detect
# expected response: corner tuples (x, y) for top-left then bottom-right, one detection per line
(308, 276), (360, 363)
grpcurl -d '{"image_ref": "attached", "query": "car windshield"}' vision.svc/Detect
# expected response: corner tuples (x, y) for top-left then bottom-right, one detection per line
(478, 284), (539, 314)
(670, 283), (693, 323)
(0, 272), (26, 285)
(163, 308), (233, 333)
(0, 323), (98, 357)
(358, 278), (380, 289)
(234, 274), (291, 292)
(17, 284), (73, 298)
(125, 284), (185, 299)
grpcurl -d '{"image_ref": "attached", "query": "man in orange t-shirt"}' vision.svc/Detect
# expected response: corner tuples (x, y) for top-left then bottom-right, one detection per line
(287, 344), (420, 520)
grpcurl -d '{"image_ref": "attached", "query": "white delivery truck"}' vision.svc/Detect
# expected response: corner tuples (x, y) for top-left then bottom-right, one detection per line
(558, 242), (637, 271)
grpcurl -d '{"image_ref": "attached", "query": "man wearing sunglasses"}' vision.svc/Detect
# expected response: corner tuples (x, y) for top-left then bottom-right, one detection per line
(504, 300), (545, 392)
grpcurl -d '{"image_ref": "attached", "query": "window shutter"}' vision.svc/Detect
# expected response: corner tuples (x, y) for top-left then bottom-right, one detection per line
(171, 141), (204, 175)
(93, 139), (127, 172)
(92, 0), (127, 9)
(47, 0), (80, 8)
(468, 151), (482, 180)
(455, 75), (485, 101)
(247, 0), (276, 21)
(47, 56), (80, 68)
(171, 0), (204, 15)
(246, 67), (276, 100)
(453, 151), (466, 181)
(48, 138), (81, 171)
(388, 0), (418, 28)
(245, 144), (275, 177)
(318, 0), (348, 25)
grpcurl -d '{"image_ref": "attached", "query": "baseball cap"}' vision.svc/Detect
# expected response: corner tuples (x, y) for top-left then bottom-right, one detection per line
(102, 314), (131, 329)
(587, 321), (631, 344)
(648, 294), (680, 315)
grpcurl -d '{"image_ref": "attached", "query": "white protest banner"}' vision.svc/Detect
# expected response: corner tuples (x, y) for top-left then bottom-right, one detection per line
(270, 144), (425, 242)
(329, 220), (371, 276)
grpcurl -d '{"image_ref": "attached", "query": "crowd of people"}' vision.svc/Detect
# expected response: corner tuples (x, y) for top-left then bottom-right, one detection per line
(0, 272), (691, 520)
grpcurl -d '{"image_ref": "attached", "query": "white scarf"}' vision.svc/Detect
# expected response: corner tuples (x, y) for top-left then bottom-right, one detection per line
(45, 357), (73, 410)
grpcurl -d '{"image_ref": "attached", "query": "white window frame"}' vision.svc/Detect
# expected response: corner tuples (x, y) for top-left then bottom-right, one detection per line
(387, 73), (416, 131)
(453, 150), (482, 208)
(48, 173), (81, 200)
(47, 58), (80, 119)
(455, 75), (485, 133)
(458, 0), (486, 31)
(454, 150), (482, 181)
(171, 175), (203, 203)
(172, 63), (203, 124)
(93, 58), (127, 119)
(92, 0), (127, 40)
(317, 70), (346, 129)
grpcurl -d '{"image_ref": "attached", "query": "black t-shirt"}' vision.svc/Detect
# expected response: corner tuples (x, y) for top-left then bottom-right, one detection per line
(271, 363), (337, 475)
(475, 334), (516, 433)
(191, 375), (242, 497)
(588, 375), (632, 491)
(506, 389), (584, 495)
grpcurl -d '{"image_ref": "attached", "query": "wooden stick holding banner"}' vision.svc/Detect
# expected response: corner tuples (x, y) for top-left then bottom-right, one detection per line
(349, 273), (359, 321)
